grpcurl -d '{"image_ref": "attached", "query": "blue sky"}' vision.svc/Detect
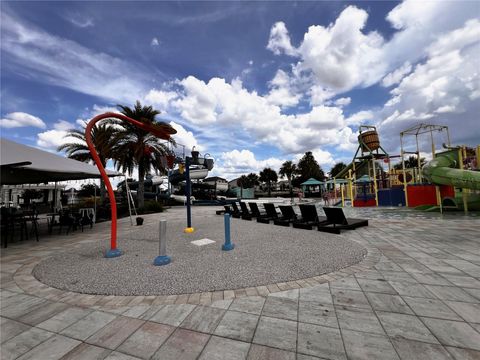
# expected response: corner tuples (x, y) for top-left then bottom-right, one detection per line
(1, 1), (479, 179)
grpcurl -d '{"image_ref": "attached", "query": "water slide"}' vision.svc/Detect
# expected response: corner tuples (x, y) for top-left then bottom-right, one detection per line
(422, 151), (480, 191)
(422, 150), (480, 210)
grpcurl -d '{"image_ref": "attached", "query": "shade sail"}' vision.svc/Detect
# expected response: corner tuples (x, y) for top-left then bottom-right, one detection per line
(300, 178), (323, 186)
(1, 138), (120, 185)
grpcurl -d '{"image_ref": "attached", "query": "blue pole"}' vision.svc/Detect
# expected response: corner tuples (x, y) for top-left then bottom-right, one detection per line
(184, 157), (194, 232)
(222, 213), (234, 251)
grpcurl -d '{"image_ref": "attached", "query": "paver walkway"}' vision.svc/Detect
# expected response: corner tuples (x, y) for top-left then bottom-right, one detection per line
(1, 207), (480, 359)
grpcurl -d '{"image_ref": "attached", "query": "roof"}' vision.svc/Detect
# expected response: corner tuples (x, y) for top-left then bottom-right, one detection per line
(1, 138), (120, 185)
(325, 178), (349, 184)
(355, 175), (372, 183)
(300, 178), (323, 186)
(204, 176), (227, 182)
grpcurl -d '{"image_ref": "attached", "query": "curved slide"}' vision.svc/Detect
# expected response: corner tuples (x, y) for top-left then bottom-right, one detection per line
(423, 152), (480, 191)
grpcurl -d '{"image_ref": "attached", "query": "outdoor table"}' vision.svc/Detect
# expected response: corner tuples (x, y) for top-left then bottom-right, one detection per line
(79, 207), (96, 223)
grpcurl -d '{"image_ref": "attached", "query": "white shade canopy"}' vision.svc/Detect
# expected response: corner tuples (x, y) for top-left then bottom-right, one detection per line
(1, 138), (120, 185)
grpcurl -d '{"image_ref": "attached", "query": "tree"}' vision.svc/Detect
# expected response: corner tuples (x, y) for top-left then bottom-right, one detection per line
(77, 183), (100, 198)
(279, 160), (297, 197)
(295, 151), (325, 186)
(22, 189), (43, 206)
(393, 156), (426, 170)
(114, 101), (173, 209)
(247, 173), (259, 187)
(58, 121), (118, 205)
(259, 168), (278, 196)
(329, 162), (347, 178)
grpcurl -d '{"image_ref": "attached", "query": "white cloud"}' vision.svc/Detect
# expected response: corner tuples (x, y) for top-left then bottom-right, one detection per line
(382, 62), (412, 87)
(266, 70), (301, 108)
(378, 19), (480, 149)
(0, 112), (46, 129)
(151, 37), (160, 46)
(63, 12), (94, 28)
(333, 97), (351, 107)
(169, 121), (201, 153)
(144, 89), (178, 111)
(294, 148), (335, 168)
(1, 11), (148, 103)
(345, 110), (374, 126)
(36, 120), (78, 150)
(266, 21), (298, 56)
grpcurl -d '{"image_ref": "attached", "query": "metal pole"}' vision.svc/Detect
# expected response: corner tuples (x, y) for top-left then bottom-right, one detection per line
(184, 157), (194, 233)
(153, 219), (171, 265)
(222, 213), (234, 251)
(372, 158), (378, 206)
(415, 134), (422, 183)
(400, 133), (409, 207)
(125, 176), (133, 226)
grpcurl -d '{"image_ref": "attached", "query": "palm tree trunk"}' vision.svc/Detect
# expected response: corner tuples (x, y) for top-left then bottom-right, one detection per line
(138, 164), (145, 209)
(268, 181), (271, 197)
(100, 180), (106, 205)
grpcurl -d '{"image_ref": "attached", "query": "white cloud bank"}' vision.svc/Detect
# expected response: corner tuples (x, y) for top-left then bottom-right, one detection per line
(0, 112), (46, 129)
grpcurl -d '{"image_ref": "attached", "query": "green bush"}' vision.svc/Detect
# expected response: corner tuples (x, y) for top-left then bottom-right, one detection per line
(138, 200), (164, 214)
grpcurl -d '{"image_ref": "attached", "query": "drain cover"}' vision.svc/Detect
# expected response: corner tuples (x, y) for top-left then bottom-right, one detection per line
(191, 238), (216, 246)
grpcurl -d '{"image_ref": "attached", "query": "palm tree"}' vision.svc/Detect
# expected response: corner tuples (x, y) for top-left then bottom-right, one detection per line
(113, 101), (173, 209)
(259, 168), (278, 197)
(279, 160), (297, 197)
(58, 121), (118, 204)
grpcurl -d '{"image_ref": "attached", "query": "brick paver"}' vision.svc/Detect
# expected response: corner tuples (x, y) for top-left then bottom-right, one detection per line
(1, 207), (480, 359)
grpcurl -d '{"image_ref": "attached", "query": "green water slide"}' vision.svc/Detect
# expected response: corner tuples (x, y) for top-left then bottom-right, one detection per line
(423, 150), (480, 191)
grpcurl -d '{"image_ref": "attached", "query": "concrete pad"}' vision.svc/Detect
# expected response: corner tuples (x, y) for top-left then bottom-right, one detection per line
(331, 289), (371, 310)
(1, 327), (54, 360)
(180, 305), (226, 333)
(297, 322), (346, 360)
(253, 316), (297, 352)
(0, 317), (30, 343)
(357, 278), (397, 294)
(365, 293), (414, 314)
(336, 308), (385, 335)
(422, 317), (480, 350)
(229, 296), (265, 315)
(86, 316), (144, 350)
(446, 346), (480, 360)
(213, 310), (259, 342)
(152, 328), (210, 360)
(149, 304), (195, 327)
(402, 297), (462, 320)
(392, 339), (453, 360)
(61, 343), (111, 360)
(61, 311), (117, 341)
(37, 307), (92, 333)
(117, 321), (174, 359)
(342, 330), (398, 360)
(199, 336), (250, 360)
(16, 334), (80, 360)
(445, 301), (480, 323)
(377, 312), (438, 344)
(424, 285), (478, 302)
(261, 296), (298, 321)
(298, 301), (338, 328)
(247, 344), (295, 360)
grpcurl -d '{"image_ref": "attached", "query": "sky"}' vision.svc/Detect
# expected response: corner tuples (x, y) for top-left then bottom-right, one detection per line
(1, 1), (479, 180)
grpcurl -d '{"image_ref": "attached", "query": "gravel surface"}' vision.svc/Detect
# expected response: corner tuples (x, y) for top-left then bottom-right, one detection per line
(33, 215), (367, 296)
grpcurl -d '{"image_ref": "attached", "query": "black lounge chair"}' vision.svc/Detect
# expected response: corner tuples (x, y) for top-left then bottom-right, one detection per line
(292, 204), (328, 230)
(253, 203), (278, 224)
(248, 202), (271, 222)
(317, 207), (368, 233)
(239, 202), (253, 220)
(273, 205), (298, 226)
(230, 202), (242, 218)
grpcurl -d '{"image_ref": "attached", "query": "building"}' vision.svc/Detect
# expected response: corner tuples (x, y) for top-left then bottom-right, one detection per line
(203, 176), (228, 192)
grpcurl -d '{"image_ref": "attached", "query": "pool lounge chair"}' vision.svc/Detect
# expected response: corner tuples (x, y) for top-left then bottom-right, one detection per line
(254, 203), (279, 224)
(239, 202), (253, 220)
(229, 202), (242, 218)
(292, 204), (328, 230)
(273, 205), (298, 226)
(317, 207), (368, 233)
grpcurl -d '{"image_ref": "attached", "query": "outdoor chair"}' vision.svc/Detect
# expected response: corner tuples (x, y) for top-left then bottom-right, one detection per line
(239, 202), (253, 220)
(248, 202), (270, 223)
(292, 204), (328, 230)
(273, 205), (298, 226)
(256, 203), (280, 224)
(317, 207), (368, 234)
(24, 210), (39, 242)
(230, 202), (242, 218)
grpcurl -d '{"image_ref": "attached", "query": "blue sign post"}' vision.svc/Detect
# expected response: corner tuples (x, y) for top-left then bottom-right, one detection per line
(222, 213), (235, 251)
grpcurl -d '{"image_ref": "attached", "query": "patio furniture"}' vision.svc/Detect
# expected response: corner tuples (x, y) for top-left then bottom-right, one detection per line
(273, 205), (298, 226)
(239, 202), (253, 220)
(248, 202), (271, 223)
(292, 204), (328, 230)
(230, 202), (242, 218)
(256, 203), (279, 224)
(317, 207), (369, 234)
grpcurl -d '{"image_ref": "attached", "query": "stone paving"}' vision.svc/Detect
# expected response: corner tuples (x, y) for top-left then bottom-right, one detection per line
(1, 206), (480, 359)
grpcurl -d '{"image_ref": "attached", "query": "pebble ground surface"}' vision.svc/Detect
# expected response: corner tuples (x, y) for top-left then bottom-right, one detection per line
(33, 215), (367, 295)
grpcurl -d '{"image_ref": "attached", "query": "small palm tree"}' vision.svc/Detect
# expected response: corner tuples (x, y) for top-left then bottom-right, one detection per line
(114, 101), (173, 209)
(279, 160), (297, 197)
(259, 168), (278, 197)
(58, 122), (118, 204)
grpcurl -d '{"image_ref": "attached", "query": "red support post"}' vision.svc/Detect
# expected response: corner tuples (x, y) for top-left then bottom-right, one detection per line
(85, 112), (175, 258)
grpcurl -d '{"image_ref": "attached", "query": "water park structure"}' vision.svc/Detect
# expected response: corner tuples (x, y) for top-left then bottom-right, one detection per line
(334, 123), (480, 213)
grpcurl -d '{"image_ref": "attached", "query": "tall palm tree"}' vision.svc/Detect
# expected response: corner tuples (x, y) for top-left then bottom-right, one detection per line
(58, 121), (118, 204)
(279, 160), (297, 197)
(114, 101), (173, 208)
(259, 168), (278, 197)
